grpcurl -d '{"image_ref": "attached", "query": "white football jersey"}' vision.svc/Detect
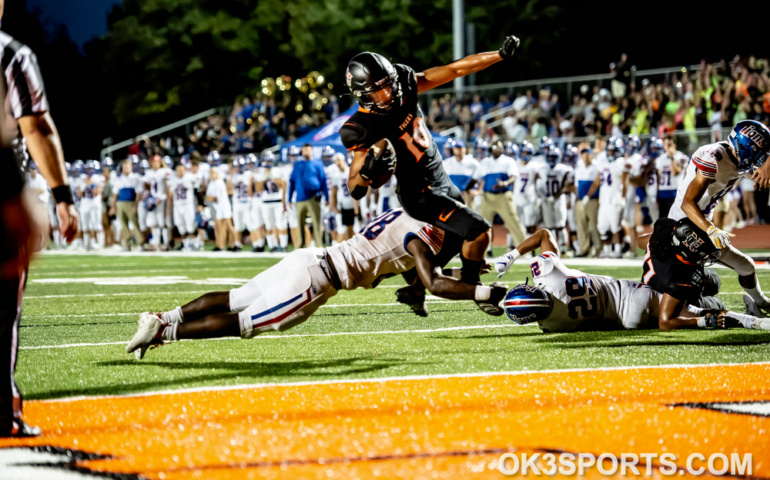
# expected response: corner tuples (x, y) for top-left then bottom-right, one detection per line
(669, 141), (743, 221)
(148, 168), (168, 201)
(595, 155), (631, 204)
(231, 171), (252, 205)
(656, 150), (689, 197)
(168, 174), (196, 207)
(514, 160), (536, 203)
(327, 209), (443, 290)
(528, 251), (660, 332)
(333, 166), (355, 210)
(260, 167), (284, 202)
(537, 163), (573, 199)
(79, 174), (105, 205)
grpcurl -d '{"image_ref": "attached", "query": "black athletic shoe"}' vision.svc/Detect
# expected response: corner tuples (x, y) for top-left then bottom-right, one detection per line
(486, 250), (495, 258)
(396, 286), (429, 317)
(174, 243), (184, 251)
(474, 282), (508, 316)
(230, 245), (242, 252)
(252, 245), (265, 253)
(213, 247), (222, 252)
(0, 419), (42, 438)
(271, 246), (281, 253)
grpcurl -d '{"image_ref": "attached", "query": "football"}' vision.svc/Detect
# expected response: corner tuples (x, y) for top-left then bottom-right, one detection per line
(367, 138), (397, 189)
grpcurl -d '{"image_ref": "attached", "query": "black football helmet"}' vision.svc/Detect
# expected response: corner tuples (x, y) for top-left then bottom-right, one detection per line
(672, 218), (721, 265)
(346, 52), (403, 113)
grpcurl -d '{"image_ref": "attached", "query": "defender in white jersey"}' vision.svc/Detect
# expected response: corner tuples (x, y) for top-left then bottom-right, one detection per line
(79, 161), (105, 250)
(127, 209), (508, 358)
(595, 137), (631, 258)
(495, 230), (662, 332)
(168, 165), (197, 250)
(669, 120), (770, 312)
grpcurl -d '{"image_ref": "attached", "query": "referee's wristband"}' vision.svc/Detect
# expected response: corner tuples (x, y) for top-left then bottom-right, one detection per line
(52, 185), (75, 205)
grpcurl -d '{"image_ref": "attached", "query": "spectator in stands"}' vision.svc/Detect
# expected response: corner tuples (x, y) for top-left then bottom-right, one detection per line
(611, 53), (632, 99)
(288, 144), (328, 248)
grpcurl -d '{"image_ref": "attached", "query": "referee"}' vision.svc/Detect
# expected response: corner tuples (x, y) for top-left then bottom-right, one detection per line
(0, 7), (78, 438)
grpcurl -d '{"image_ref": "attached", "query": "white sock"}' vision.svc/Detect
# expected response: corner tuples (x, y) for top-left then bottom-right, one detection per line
(474, 285), (492, 301)
(279, 234), (288, 248)
(162, 228), (170, 245)
(602, 244), (611, 255)
(152, 228), (161, 246)
(266, 235), (276, 249)
(161, 306), (184, 324)
(256, 238), (265, 248)
(53, 230), (61, 246)
(745, 284), (769, 305)
(83, 233), (90, 249)
(726, 311), (757, 329)
(613, 243), (621, 255)
(97, 232), (105, 249)
(160, 322), (179, 341)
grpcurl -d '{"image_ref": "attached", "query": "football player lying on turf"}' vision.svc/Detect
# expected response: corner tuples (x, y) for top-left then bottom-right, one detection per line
(637, 217), (769, 330)
(493, 229), (770, 333)
(127, 209), (508, 359)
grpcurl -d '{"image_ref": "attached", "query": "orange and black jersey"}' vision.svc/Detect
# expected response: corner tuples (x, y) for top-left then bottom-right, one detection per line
(339, 64), (451, 196)
(641, 244), (707, 303)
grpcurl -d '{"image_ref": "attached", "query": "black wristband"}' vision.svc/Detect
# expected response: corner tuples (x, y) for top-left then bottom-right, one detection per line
(52, 185), (74, 205)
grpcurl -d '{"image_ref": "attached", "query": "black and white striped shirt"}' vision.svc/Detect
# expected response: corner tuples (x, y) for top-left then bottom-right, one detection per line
(0, 31), (49, 166)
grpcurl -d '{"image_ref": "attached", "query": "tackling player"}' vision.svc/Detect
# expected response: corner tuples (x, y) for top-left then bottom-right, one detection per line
(340, 35), (520, 293)
(669, 120), (770, 312)
(494, 229), (768, 333)
(127, 209), (508, 359)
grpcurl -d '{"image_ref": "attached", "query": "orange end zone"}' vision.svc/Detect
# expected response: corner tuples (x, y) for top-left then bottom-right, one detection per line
(1, 363), (769, 479)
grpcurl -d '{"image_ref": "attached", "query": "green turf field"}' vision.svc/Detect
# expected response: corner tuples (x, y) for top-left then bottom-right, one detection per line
(17, 252), (770, 401)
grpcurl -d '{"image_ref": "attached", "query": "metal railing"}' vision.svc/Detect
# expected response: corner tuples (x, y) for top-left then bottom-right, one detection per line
(100, 107), (226, 159)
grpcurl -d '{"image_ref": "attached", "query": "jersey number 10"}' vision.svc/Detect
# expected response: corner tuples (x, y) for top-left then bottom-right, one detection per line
(399, 117), (431, 162)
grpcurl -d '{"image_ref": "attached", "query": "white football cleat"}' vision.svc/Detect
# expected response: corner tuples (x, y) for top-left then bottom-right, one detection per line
(494, 252), (515, 279)
(744, 295), (768, 318)
(127, 312), (163, 360)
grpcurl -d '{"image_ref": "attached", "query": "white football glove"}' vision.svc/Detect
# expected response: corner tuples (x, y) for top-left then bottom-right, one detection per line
(494, 251), (520, 278)
(707, 225), (734, 249)
(616, 196), (627, 209)
(580, 196), (590, 208)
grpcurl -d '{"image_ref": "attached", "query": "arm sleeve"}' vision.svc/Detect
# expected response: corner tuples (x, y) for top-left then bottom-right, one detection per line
(339, 120), (371, 152)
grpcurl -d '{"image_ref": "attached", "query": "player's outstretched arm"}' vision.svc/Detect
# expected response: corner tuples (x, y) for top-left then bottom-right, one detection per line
(416, 35), (519, 93)
(680, 171), (734, 248)
(494, 229), (559, 278)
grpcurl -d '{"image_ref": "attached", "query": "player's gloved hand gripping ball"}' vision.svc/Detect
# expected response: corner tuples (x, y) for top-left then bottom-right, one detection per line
(360, 139), (397, 189)
(499, 35), (520, 60)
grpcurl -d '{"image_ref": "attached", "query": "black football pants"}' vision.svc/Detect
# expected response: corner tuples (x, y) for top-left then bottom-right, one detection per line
(399, 184), (490, 242)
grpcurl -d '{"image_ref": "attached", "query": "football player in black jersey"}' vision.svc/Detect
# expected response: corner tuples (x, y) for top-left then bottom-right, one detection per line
(638, 218), (768, 330)
(340, 36), (519, 303)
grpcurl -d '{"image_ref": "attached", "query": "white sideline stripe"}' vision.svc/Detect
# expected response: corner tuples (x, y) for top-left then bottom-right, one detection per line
(22, 300), (466, 319)
(20, 323), (529, 350)
(25, 291), (213, 299)
(38, 360), (770, 403)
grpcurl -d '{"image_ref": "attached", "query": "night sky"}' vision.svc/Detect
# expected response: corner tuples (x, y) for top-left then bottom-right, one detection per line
(27, 0), (119, 46)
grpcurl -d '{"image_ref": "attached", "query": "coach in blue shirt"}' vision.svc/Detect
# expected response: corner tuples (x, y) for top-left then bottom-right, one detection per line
(288, 144), (329, 248)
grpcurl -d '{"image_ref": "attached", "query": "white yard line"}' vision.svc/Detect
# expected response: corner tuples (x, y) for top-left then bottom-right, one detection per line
(38, 360), (770, 403)
(21, 323), (529, 350)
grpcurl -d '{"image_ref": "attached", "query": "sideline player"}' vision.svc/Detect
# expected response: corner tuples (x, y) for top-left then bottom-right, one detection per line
(669, 120), (770, 312)
(341, 35), (520, 290)
(595, 137), (631, 258)
(494, 230), (767, 333)
(537, 146), (573, 251)
(330, 152), (357, 241)
(78, 160), (104, 250)
(259, 152), (289, 252)
(127, 209), (508, 358)
(168, 163), (197, 251)
(514, 141), (538, 235)
(146, 155), (169, 251)
(230, 155), (252, 252)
